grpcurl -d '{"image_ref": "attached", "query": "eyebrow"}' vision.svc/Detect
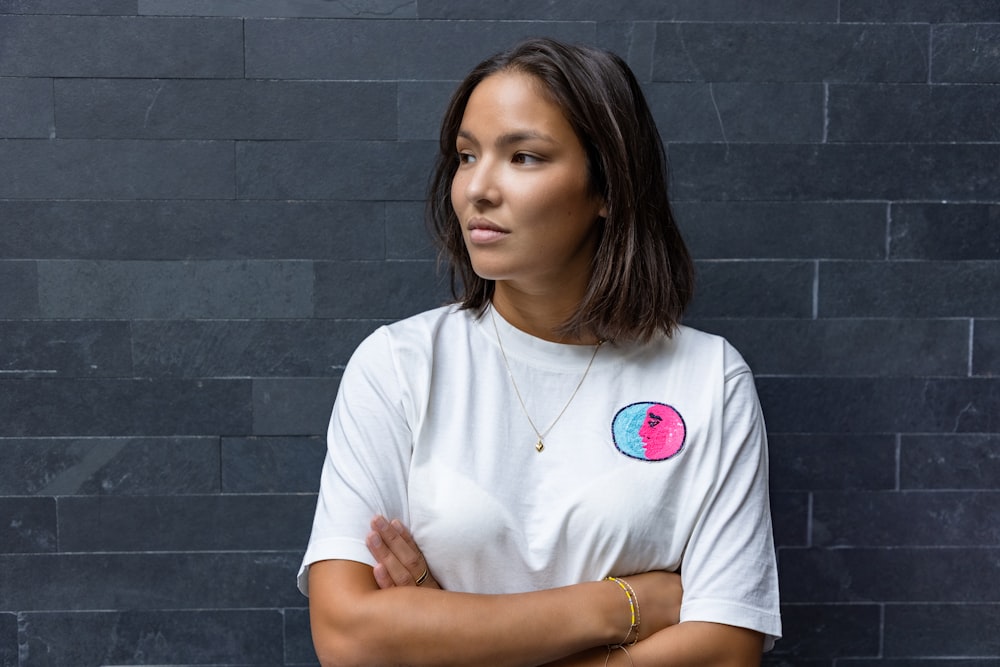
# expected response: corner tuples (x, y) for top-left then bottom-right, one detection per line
(457, 129), (558, 147)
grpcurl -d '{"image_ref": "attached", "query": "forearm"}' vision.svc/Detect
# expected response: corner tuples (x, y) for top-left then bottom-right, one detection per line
(309, 560), (627, 667)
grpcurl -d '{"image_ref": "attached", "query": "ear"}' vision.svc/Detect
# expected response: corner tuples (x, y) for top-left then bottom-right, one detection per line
(598, 201), (608, 218)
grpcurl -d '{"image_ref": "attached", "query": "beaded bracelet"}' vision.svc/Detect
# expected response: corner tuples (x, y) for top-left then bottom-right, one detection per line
(605, 576), (640, 647)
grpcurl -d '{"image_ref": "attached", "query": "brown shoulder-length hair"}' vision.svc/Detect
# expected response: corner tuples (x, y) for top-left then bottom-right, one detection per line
(427, 37), (694, 343)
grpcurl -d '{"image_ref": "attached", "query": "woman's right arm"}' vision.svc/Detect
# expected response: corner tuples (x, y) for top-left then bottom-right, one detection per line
(308, 560), (680, 667)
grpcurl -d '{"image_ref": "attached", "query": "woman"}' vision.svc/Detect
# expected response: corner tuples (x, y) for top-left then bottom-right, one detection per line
(299, 38), (781, 666)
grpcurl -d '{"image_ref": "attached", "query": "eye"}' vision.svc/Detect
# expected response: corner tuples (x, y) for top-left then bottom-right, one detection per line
(512, 153), (543, 165)
(457, 152), (476, 165)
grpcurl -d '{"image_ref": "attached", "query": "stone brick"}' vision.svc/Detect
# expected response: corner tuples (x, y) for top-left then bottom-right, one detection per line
(975, 319), (1000, 376)
(0, 260), (38, 317)
(221, 437), (325, 493)
(841, 0), (1000, 22)
(890, 204), (1000, 261)
(689, 318), (968, 377)
(418, 0), (836, 21)
(58, 494), (316, 551)
(768, 604), (880, 659)
(0, 437), (221, 495)
(55, 79), (397, 140)
(758, 377), (1000, 434)
(668, 144), (1000, 202)
(139, 0), (415, 17)
(245, 19), (595, 80)
(0, 200), (385, 260)
(770, 491), (808, 547)
(283, 607), (318, 665)
(0, 15), (242, 77)
(252, 378), (341, 437)
(646, 83), (823, 143)
(0, 379), (251, 437)
(819, 261), (1000, 318)
(37, 260), (313, 319)
(0, 497), (56, 553)
(884, 604), (1000, 657)
(812, 491), (1000, 547)
(0, 552), (303, 610)
(314, 260), (448, 319)
(0, 77), (52, 138)
(0, 0), (137, 14)
(236, 140), (435, 201)
(686, 261), (814, 318)
(132, 319), (382, 377)
(0, 612), (15, 667)
(932, 24), (1000, 83)
(901, 435), (1000, 490)
(0, 320), (132, 377)
(16, 609), (284, 666)
(653, 23), (927, 82)
(386, 202), (437, 261)
(398, 81), (457, 141)
(0, 139), (234, 199)
(767, 434), (896, 492)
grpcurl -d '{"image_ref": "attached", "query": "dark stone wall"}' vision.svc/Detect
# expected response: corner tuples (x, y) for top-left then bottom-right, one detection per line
(1, 1), (997, 665)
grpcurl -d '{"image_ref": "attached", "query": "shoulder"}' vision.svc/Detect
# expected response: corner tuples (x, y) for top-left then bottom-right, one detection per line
(657, 324), (753, 381)
(349, 304), (472, 372)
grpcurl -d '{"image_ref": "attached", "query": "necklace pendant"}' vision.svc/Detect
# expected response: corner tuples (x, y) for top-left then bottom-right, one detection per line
(535, 439), (544, 452)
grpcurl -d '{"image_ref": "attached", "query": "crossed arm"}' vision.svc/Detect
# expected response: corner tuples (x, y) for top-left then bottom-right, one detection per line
(307, 517), (763, 667)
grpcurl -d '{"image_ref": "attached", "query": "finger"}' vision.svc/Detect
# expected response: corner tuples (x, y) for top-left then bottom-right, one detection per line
(371, 516), (424, 586)
(387, 519), (441, 589)
(371, 561), (395, 589)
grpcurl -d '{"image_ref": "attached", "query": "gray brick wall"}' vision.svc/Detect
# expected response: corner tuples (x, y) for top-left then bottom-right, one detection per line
(0, 2), (997, 665)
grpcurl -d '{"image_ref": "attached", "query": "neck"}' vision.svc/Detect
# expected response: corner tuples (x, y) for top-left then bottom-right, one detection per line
(491, 284), (598, 345)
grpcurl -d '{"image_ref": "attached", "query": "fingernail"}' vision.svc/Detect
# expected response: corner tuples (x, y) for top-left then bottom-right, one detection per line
(374, 516), (388, 530)
(368, 532), (382, 547)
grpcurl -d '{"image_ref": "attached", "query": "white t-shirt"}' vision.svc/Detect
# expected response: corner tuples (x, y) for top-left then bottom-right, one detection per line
(299, 305), (781, 648)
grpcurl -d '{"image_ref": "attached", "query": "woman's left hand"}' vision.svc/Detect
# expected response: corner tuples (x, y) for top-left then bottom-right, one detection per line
(366, 515), (441, 590)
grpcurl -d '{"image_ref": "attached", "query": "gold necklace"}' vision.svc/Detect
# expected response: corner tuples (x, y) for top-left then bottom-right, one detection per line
(490, 306), (602, 452)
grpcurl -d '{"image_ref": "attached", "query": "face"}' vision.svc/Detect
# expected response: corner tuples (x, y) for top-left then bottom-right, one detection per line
(450, 71), (606, 296)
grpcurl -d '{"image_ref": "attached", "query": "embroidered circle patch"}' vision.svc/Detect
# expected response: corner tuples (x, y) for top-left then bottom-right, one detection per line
(611, 402), (686, 461)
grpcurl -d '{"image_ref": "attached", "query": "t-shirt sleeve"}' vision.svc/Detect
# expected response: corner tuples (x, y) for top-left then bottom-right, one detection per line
(678, 344), (782, 649)
(297, 327), (414, 596)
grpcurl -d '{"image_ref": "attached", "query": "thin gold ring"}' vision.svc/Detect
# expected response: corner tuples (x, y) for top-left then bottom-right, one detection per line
(415, 568), (429, 586)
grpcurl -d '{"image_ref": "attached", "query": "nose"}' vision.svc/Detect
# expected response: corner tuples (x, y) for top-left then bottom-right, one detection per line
(462, 157), (500, 207)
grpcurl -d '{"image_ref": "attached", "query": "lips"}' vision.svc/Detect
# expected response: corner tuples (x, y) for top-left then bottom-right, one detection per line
(467, 218), (510, 244)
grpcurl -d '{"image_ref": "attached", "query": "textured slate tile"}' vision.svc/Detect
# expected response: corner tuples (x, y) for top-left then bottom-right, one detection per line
(253, 378), (341, 436)
(690, 318), (969, 377)
(767, 604), (880, 660)
(686, 261), (814, 318)
(55, 79), (397, 140)
(819, 261), (1000, 318)
(0, 552), (302, 610)
(842, 662), (1000, 667)
(770, 492), (808, 548)
(0, 0), (137, 13)
(596, 21), (657, 82)
(932, 24), (1000, 83)
(653, 23), (927, 83)
(841, 0), (1000, 22)
(646, 83), (823, 143)
(975, 319), (1000, 376)
(0, 437), (220, 495)
(398, 81), (457, 141)
(757, 377), (1000, 434)
(58, 494), (316, 551)
(812, 491), (1000, 547)
(768, 434), (896, 492)
(314, 260), (448, 319)
(0, 497), (55, 553)
(245, 19), (595, 80)
(885, 604), (1000, 657)
(37, 260), (313, 318)
(829, 84), (1000, 143)
(0, 612), (13, 667)
(0, 260), (38, 317)
(139, 0), (415, 17)
(674, 202), (886, 260)
(0, 379), (251, 436)
(0, 77), (52, 138)
(762, 659), (831, 667)
(0, 320), (131, 377)
(891, 204), (1000, 261)
(0, 15), (242, 77)
(418, 0), (836, 21)
(284, 607), (319, 665)
(901, 435), (1000, 490)
(779, 547), (1000, 602)
(18, 609), (283, 667)
(221, 437), (325, 493)
(0, 140), (234, 199)
(668, 144), (1000, 202)
(386, 202), (436, 261)
(237, 140), (434, 201)
(133, 319), (382, 378)
(0, 200), (385, 260)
